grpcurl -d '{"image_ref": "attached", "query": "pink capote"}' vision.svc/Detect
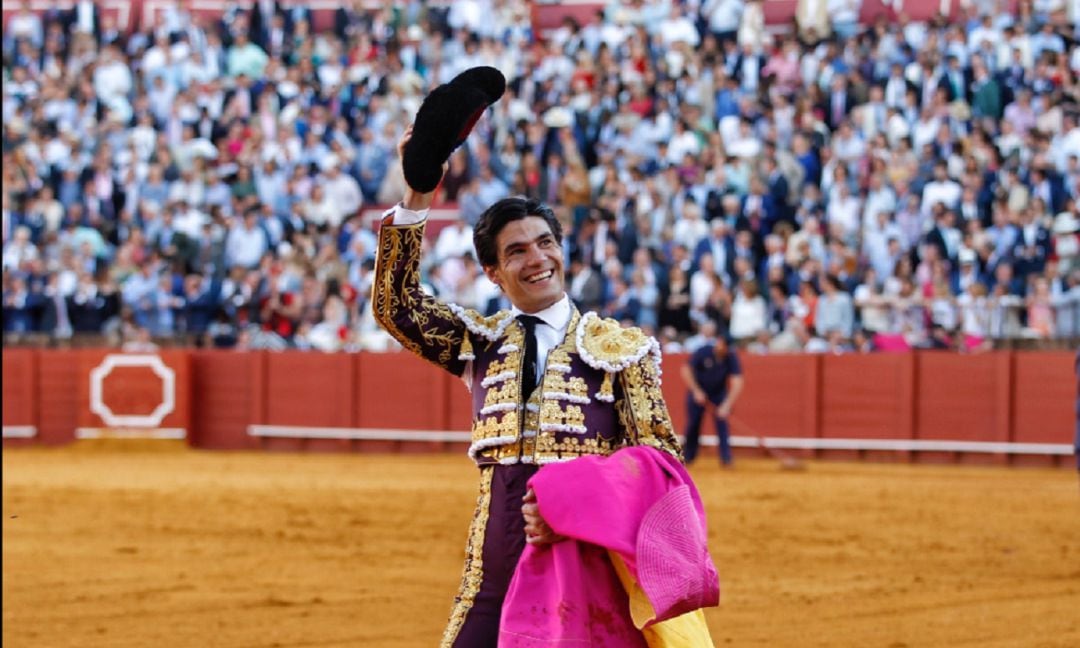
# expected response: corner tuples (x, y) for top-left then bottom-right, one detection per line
(498, 446), (720, 647)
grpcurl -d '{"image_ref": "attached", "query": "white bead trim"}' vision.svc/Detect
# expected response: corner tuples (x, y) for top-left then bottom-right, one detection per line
(480, 370), (517, 388)
(542, 391), (591, 405)
(540, 423), (588, 435)
(479, 402), (519, 416)
(525, 403), (540, 413)
(594, 392), (615, 403)
(458, 352), (475, 361)
(536, 455), (580, 465)
(498, 343), (520, 354)
(467, 434), (519, 460)
(547, 363), (572, 373)
(446, 303), (514, 342)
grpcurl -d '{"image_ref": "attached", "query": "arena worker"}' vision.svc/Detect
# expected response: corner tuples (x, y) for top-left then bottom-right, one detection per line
(372, 67), (720, 647)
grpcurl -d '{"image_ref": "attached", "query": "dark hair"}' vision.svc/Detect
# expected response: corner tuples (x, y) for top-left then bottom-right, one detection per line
(472, 197), (561, 268)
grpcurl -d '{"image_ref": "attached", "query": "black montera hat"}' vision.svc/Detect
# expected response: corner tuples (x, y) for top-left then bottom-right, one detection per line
(403, 66), (506, 193)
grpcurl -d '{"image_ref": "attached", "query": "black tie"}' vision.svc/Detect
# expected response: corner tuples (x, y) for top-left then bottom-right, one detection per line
(517, 314), (542, 399)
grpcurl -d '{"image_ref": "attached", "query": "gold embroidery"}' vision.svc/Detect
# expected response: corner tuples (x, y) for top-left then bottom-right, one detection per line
(372, 222), (465, 368)
(578, 313), (653, 370)
(597, 371), (615, 401)
(618, 359), (682, 459)
(473, 411), (520, 439)
(542, 372), (590, 400)
(486, 356), (514, 378)
(441, 467), (494, 647)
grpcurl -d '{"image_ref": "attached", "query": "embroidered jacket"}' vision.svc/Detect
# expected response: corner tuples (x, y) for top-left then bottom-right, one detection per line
(372, 217), (681, 466)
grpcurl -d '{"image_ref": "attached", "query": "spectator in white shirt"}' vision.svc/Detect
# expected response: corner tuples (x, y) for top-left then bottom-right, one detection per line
(655, 5), (700, 47)
(318, 157), (363, 229)
(226, 211), (269, 269)
(826, 181), (861, 245)
(92, 46), (133, 114)
(703, 0), (744, 40)
(433, 216), (476, 264)
(672, 201), (710, 252)
(921, 162), (962, 218)
(730, 278), (768, 340)
(4, 2), (42, 54)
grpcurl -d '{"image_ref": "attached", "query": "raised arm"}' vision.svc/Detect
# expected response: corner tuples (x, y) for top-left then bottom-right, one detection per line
(371, 129), (469, 374)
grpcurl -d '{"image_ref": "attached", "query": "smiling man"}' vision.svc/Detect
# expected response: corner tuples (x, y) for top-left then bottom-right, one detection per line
(373, 129), (689, 647)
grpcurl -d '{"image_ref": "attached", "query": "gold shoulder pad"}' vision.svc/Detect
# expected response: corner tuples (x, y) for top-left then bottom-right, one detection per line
(575, 312), (659, 372)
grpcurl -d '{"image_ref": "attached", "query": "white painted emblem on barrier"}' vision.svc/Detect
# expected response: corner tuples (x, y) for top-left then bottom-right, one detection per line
(89, 354), (176, 427)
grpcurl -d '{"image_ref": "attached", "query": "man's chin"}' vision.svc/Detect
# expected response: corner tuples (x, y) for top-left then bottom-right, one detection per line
(519, 288), (564, 313)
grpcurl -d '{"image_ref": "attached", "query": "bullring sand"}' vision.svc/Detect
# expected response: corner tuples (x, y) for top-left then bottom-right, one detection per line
(3, 442), (1079, 647)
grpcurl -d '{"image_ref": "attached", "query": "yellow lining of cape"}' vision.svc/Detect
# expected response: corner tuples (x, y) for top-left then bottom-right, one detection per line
(608, 550), (715, 647)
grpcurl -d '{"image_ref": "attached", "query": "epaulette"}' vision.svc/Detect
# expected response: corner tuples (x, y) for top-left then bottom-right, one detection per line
(575, 312), (660, 373)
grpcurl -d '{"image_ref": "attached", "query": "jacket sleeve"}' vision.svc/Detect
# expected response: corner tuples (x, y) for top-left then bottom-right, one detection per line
(617, 352), (683, 461)
(371, 216), (469, 376)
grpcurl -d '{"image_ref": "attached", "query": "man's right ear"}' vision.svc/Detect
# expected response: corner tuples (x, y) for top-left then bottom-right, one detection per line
(483, 266), (501, 288)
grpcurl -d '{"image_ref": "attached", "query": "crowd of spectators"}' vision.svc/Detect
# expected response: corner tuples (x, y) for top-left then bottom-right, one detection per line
(2, 0), (1079, 354)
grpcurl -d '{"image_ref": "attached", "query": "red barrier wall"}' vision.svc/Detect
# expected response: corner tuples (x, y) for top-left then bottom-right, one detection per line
(190, 351), (264, 450)
(75, 350), (191, 433)
(266, 352), (355, 428)
(916, 352), (1011, 444)
(735, 354), (820, 438)
(1013, 352), (1075, 444)
(3, 349), (1076, 465)
(821, 354), (915, 439)
(37, 350), (79, 445)
(2, 349), (36, 428)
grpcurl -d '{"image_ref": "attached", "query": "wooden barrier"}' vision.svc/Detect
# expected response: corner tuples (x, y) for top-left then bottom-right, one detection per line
(819, 354), (915, 461)
(75, 350), (192, 438)
(916, 352), (1012, 465)
(37, 350), (79, 445)
(3, 349), (1076, 466)
(190, 351), (264, 451)
(1, 349), (37, 446)
(1012, 351), (1076, 467)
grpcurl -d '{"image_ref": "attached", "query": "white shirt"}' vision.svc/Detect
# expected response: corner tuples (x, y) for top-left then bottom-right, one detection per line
(509, 295), (573, 381)
(321, 173), (363, 227)
(921, 180), (962, 217)
(435, 224), (476, 263)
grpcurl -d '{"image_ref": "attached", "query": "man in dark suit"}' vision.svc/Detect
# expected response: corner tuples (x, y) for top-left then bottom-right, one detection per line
(334, 0), (368, 42)
(1028, 166), (1067, 216)
(66, 0), (101, 44)
(693, 218), (735, 284)
(938, 54), (970, 103)
(924, 208), (961, 267)
(283, 0), (312, 39)
(262, 12), (290, 60)
(1011, 208), (1052, 281)
(762, 154), (793, 230)
(740, 176), (778, 234)
(825, 75), (854, 131)
(247, 0), (280, 50)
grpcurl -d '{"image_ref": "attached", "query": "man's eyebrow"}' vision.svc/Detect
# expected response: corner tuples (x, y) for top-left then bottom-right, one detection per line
(501, 233), (553, 255)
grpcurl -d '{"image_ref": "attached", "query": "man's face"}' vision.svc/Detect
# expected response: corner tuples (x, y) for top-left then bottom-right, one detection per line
(484, 216), (564, 314)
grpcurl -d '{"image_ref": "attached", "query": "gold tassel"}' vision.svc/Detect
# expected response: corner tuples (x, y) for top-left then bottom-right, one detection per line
(459, 334), (474, 361)
(597, 371), (614, 402)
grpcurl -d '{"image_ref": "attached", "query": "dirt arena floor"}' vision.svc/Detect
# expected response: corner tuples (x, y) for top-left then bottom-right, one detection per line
(3, 441), (1079, 648)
